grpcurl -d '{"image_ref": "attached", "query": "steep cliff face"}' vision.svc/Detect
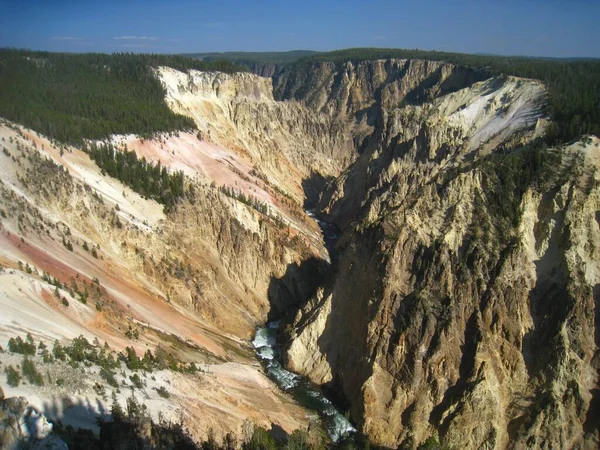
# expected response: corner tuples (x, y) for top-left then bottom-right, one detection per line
(2, 56), (598, 448)
(275, 59), (490, 117)
(318, 74), (547, 230)
(0, 121), (320, 340)
(156, 67), (356, 203)
(280, 60), (598, 449)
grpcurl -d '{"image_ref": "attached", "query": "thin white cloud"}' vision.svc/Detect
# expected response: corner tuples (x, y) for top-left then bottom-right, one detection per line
(202, 22), (224, 28)
(111, 43), (152, 48)
(110, 43), (176, 50)
(53, 36), (84, 41)
(113, 36), (158, 41)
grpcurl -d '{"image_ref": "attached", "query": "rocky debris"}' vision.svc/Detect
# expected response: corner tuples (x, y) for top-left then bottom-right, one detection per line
(0, 395), (68, 450)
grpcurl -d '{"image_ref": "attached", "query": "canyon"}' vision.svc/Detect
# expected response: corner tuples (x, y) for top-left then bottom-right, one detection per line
(0, 55), (598, 449)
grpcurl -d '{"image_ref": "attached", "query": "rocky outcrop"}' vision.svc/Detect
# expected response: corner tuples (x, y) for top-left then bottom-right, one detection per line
(318, 75), (547, 230)
(275, 59), (490, 117)
(279, 59), (598, 449)
(0, 394), (68, 450)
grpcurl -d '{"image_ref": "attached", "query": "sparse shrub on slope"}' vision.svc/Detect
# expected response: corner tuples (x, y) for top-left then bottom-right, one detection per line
(100, 367), (119, 388)
(7, 333), (36, 355)
(21, 356), (44, 385)
(155, 386), (170, 399)
(5, 365), (21, 387)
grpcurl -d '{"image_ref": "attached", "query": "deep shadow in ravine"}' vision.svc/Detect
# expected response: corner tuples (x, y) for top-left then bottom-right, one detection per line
(267, 257), (329, 322)
(301, 171), (334, 211)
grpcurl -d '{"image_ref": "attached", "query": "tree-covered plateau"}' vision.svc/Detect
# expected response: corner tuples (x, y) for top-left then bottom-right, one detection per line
(0, 49), (245, 144)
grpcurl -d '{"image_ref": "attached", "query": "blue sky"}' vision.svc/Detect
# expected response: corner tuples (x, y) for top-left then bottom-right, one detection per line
(1, 0), (598, 57)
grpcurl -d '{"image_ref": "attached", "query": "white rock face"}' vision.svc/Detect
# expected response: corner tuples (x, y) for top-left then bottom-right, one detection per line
(438, 75), (547, 152)
(158, 67), (275, 102)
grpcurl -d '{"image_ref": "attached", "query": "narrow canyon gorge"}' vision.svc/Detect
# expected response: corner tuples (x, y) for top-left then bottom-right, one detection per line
(1, 54), (598, 450)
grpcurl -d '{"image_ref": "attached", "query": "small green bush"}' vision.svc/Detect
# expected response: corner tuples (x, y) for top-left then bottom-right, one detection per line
(8, 334), (36, 355)
(124, 346), (140, 370)
(155, 386), (170, 399)
(22, 357), (44, 385)
(5, 365), (21, 387)
(418, 434), (450, 450)
(129, 373), (144, 389)
(53, 340), (66, 360)
(246, 425), (278, 450)
(100, 367), (119, 388)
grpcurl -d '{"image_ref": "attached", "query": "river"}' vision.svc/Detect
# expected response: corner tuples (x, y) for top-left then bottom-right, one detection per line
(252, 322), (355, 442)
(251, 209), (352, 441)
(305, 209), (340, 264)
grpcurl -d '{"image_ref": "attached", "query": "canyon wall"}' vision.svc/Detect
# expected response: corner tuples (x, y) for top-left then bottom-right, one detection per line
(157, 67), (356, 203)
(2, 57), (598, 448)
(277, 60), (598, 449)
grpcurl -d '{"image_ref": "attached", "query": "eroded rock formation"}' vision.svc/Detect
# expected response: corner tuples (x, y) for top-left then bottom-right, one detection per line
(1, 56), (598, 448)
(275, 60), (598, 449)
